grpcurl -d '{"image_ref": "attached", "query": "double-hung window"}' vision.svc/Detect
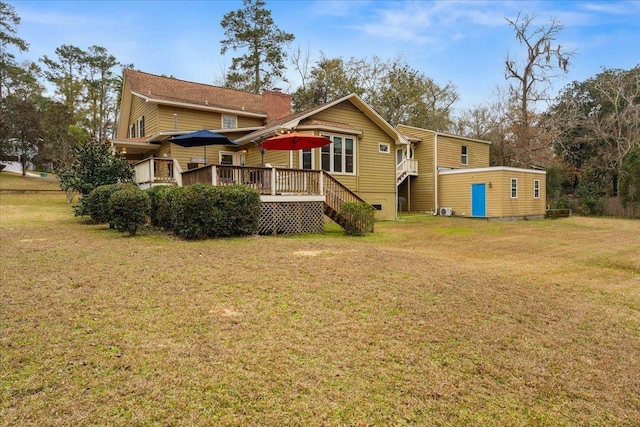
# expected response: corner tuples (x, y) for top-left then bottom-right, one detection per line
(321, 134), (355, 174)
(129, 123), (136, 138)
(461, 145), (468, 165)
(301, 149), (313, 170)
(222, 115), (237, 129)
(510, 178), (518, 199)
(138, 116), (145, 137)
(533, 179), (540, 199)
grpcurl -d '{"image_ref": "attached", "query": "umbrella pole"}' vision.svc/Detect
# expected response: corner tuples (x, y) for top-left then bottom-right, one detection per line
(204, 146), (207, 165)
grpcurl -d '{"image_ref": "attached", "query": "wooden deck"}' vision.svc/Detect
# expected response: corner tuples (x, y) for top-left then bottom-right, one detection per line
(132, 158), (372, 234)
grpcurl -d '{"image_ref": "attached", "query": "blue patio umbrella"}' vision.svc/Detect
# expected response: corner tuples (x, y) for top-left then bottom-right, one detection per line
(167, 129), (237, 164)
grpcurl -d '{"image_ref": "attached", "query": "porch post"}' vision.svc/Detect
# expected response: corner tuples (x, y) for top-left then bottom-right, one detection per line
(149, 159), (154, 185)
(271, 167), (277, 195)
(212, 165), (217, 186)
(319, 171), (324, 196)
(407, 175), (411, 212)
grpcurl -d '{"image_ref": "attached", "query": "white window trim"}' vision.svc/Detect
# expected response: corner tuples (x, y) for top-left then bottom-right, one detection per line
(137, 116), (145, 137)
(379, 143), (390, 153)
(533, 179), (540, 199)
(219, 151), (236, 165)
(510, 178), (518, 199)
(320, 133), (356, 175)
(222, 114), (237, 129)
(299, 148), (316, 170)
(461, 145), (468, 165)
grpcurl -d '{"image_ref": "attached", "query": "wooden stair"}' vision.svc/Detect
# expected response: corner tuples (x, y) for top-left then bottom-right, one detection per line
(320, 171), (373, 233)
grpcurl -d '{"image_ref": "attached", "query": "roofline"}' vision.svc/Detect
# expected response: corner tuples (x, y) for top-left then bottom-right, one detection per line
(438, 166), (546, 175)
(235, 93), (409, 145)
(131, 91), (267, 118)
(397, 124), (492, 145)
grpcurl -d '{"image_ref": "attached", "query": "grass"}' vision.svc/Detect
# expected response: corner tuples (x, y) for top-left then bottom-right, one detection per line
(0, 171), (60, 192)
(1, 172), (639, 426)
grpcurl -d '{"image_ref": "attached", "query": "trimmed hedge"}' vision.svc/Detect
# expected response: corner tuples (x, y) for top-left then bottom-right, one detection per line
(84, 183), (136, 227)
(146, 185), (177, 229)
(81, 183), (260, 240)
(108, 186), (151, 236)
(170, 184), (260, 240)
(340, 202), (375, 236)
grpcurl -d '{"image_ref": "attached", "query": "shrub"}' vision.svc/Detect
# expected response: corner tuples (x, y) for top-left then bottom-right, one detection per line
(577, 182), (604, 216)
(551, 197), (570, 210)
(83, 183), (134, 227)
(171, 184), (218, 240)
(146, 185), (178, 229)
(340, 202), (375, 236)
(108, 186), (150, 236)
(171, 184), (260, 240)
(215, 185), (261, 237)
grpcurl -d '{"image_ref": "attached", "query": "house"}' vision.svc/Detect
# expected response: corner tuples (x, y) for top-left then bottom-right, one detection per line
(112, 70), (546, 230)
(111, 70), (410, 232)
(396, 124), (546, 219)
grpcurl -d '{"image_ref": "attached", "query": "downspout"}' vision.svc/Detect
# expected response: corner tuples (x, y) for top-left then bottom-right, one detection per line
(434, 133), (439, 215)
(395, 152), (399, 220)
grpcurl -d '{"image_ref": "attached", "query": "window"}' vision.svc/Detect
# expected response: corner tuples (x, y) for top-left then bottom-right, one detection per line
(129, 123), (136, 138)
(222, 115), (237, 129)
(220, 152), (234, 165)
(379, 143), (390, 153)
(300, 149), (313, 170)
(138, 116), (145, 137)
(461, 145), (468, 165)
(533, 179), (540, 199)
(321, 134), (355, 174)
(510, 178), (518, 199)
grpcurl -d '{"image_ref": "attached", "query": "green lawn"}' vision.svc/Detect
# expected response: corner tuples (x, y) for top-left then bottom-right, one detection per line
(1, 176), (639, 426)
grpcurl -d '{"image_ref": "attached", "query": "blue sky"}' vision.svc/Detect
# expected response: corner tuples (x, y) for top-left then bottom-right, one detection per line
(9, 0), (640, 113)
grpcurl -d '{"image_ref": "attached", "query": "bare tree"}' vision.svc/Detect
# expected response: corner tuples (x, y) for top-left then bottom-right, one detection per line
(504, 12), (575, 167)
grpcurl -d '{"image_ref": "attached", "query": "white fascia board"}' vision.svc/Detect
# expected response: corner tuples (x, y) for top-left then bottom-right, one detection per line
(438, 166), (546, 175)
(398, 124), (491, 145)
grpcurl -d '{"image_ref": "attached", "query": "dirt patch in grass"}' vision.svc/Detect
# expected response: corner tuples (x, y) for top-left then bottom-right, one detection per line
(1, 191), (639, 425)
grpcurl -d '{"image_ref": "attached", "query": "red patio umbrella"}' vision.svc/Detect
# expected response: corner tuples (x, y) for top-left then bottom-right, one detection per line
(261, 131), (331, 151)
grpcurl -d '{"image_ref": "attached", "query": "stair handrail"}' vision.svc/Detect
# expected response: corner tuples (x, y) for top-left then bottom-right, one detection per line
(321, 171), (366, 214)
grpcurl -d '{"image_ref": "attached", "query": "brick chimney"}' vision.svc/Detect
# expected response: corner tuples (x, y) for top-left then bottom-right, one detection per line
(261, 88), (292, 121)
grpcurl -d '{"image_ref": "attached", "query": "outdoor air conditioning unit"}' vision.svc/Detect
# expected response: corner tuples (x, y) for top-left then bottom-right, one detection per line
(440, 207), (453, 216)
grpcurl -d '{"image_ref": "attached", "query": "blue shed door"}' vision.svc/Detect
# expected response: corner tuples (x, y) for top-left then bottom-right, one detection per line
(471, 183), (486, 217)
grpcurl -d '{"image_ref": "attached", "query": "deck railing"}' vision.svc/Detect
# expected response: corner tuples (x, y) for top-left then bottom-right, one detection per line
(321, 171), (365, 214)
(397, 159), (418, 177)
(132, 157), (182, 187)
(134, 159), (372, 232)
(182, 164), (322, 195)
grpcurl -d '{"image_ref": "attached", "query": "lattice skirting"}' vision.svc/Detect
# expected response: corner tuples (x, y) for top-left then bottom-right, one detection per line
(258, 201), (324, 235)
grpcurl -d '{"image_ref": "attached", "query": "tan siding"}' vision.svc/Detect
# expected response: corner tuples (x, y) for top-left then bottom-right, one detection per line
(157, 105), (263, 133)
(358, 191), (396, 221)
(129, 96), (158, 136)
(312, 106), (396, 193)
(499, 171), (547, 217)
(439, 169), (546, 218)
(311, 105), (397, 219)
(437, 135), (489, 169)
(439, 173), (473, 216)
(262, 151), (290, 168)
